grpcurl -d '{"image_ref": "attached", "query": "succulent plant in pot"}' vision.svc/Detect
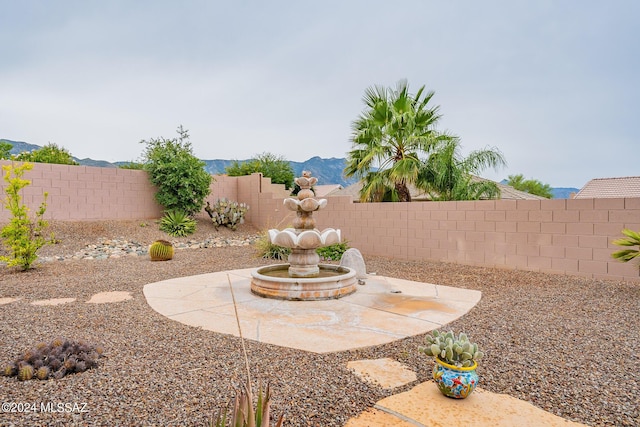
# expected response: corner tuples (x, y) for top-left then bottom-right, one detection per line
(418, 330), (484, 399)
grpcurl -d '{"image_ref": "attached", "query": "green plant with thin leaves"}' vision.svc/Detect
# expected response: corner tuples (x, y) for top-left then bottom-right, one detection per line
(254, 231), (291, 261)
(159, 210), (196, 237)
(506, 174), (553, 198)
(416, 138), (506, 201)
(612, 229), (640, 269)
(0, 162), (54, 270)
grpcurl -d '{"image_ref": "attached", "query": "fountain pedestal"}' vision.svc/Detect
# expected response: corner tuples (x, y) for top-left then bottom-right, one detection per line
(288, 248), (321, 278)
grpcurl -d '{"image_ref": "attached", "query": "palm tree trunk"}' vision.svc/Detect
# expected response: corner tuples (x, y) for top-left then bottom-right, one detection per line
(396, 181), (412, 202)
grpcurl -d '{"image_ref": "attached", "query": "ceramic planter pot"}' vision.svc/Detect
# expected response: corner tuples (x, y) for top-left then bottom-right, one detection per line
(432, 358), (478, 399)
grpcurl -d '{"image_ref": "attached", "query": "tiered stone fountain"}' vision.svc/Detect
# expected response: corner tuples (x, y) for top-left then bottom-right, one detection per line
(250, 171), (357, 300)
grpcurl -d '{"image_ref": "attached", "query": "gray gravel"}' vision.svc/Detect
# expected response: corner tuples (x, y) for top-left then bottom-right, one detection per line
(0, 219), (639, 426)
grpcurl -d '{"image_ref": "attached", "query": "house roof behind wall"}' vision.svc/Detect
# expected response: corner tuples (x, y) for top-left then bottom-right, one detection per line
(331, 178), (547, 201)
(574, 176), (640, 199)
(314, 184), (343, 197)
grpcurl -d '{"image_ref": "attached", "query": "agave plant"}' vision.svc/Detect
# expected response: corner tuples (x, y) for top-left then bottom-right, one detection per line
(209, 276), (285, 426)
(211, 380), (284, 427)
(159, 210), (196, 237)
(612, 229), (640, 268)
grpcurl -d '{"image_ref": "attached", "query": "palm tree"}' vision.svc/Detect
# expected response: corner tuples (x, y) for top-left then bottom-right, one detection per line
(417, 138), (506, 201)
(344, 80), (453, 202)
(506, 174), (553, 198)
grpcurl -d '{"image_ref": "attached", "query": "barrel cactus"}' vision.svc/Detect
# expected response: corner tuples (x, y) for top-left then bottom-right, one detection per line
(419, 330), (484, 368)
(1, 338), (104, 381)
(149, 240), (174, 261)
(17, 363), (34, 381)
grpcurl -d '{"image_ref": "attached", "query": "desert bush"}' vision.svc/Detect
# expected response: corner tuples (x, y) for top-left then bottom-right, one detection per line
(12, 143), (79, 165)
(140, 125), (212, 216)
(0, 162), (54, 270)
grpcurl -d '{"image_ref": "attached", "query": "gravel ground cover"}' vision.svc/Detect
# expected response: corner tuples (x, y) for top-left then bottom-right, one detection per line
(0, 219), (638, 426)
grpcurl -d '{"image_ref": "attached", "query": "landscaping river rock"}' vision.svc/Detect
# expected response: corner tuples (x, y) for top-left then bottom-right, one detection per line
(39, 235), (261, 262)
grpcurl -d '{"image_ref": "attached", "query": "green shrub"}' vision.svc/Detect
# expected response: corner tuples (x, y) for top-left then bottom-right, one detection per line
(0, 162), (54, 270)
(159, 210), (196, 237)
(316, 241), (349, 261)
(225, 152), (294, 189)
(205, 198), (248, 231)
(141, 125), (212, 216)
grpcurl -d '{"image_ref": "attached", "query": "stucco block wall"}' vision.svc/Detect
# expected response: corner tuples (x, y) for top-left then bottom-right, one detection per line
(0, 161), (163, 221)
(1, 160), (638, 282)
(317, 196), (640, 282)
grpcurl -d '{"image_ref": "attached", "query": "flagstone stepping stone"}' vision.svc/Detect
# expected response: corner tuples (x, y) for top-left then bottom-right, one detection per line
(87, 291), (133, 304)
(31, 298), (76, 306)
(347, 358), (417, 389)
(346, 381), (589, 427)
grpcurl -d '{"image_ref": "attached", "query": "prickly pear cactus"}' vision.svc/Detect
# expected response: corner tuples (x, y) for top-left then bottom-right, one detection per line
(149, 240), (174, 261)
(207, 198), (249, 230)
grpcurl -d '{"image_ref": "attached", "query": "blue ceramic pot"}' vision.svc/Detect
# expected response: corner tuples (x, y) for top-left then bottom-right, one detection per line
(432, 358), (478, 399)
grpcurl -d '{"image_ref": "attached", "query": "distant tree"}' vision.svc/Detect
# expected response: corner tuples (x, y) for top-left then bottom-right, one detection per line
(140, 125), (212, 216)
(118, 161), (145, 170)
(417, 139), (506, 201)
(345, 80), (454, 202)
(0, 141), (11, 160)
(13, 143), (79, 165)
(225, 152), (295, 189)
(506, 174), (553, 198)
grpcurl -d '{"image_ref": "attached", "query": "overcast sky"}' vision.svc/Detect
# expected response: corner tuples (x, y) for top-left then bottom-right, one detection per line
(1, 1), (637, 188)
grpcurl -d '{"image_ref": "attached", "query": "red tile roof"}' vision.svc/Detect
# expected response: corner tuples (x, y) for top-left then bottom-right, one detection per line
(574, 176), (640, 199)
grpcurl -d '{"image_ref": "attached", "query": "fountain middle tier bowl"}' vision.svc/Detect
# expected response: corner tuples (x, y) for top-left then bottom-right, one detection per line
(268, 228), (341, 249)
(251, 264), (357, 301)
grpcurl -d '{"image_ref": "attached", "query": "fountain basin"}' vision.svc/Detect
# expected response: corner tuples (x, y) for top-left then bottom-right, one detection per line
(251, 264), (357, 301)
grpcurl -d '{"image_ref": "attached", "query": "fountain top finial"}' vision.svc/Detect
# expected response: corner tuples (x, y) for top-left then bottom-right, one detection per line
(295, 171), (317, 190)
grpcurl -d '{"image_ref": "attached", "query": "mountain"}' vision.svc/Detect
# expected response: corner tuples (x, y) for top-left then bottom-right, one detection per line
(551, 187), (579, 199)
(1, 139), (580, 193)
(1, 138), (41, 155)
(1, 139), (355, 186)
